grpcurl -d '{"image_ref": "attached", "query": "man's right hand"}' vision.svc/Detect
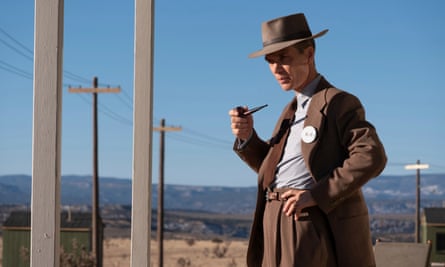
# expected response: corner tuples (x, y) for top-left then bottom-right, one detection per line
(229, 106), (254, 141)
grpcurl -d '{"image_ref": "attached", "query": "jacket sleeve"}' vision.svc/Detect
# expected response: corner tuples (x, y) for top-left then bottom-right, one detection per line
(233, 130), (270, 173)
(311, 93), (387, 214)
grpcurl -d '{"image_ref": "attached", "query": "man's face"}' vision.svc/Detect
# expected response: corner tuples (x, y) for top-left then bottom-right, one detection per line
(265, 46), (314, 92)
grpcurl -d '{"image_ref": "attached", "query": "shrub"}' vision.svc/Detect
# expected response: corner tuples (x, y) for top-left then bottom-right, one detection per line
(213, 241), (231, 258)
(184, 238), (195, 246)
(177, 257), (191, 267)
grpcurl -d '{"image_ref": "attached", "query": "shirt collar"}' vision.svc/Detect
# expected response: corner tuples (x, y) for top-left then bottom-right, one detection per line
(295, 74), (321, 109)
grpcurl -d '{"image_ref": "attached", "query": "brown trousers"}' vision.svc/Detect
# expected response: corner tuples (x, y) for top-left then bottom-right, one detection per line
(262, 189), (337, 267)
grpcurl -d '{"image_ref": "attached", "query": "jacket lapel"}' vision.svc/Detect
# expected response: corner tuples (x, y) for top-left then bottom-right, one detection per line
(260, 97), (298, 189)
(260, 77), (339, 187)
(302, 77), (340, 180)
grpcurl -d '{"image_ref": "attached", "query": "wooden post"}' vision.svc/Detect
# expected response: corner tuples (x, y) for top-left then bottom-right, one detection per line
(131, 0), (154, 265)
(157, 119), (165, 267)
(405, 160), (429, 243)
(92, 78), (99, 266)
(415, 159), (421, 243)
(69, 77), (120, 266)
(155, 119), (181, 267)
(30, 0), (64, 266)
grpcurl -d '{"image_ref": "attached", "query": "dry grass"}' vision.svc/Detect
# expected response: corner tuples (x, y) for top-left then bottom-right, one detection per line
(104, 238), (248, 267)
(0, 237), (249, 267)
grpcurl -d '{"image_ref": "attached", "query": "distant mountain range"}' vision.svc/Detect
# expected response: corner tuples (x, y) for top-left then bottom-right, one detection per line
(0, 174), (444, 214)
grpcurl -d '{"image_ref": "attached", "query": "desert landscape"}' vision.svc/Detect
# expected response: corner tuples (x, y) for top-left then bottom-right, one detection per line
(0, 237), (249, 267)
(103, 237), (248, 267)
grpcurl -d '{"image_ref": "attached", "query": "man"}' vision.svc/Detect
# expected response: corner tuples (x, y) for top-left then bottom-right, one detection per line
(229, 13), (387, 267)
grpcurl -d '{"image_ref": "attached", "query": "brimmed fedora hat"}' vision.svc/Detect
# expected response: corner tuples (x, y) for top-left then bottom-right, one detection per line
(248, 13), (328, 58)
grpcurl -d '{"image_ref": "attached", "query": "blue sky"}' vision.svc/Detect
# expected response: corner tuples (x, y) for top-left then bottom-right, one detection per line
(1, 0), (444, 187)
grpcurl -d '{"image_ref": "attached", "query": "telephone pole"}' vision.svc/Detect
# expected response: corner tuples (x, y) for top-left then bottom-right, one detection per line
(69, 76), (120, 266)
(154, 119), (181, 267)
(405, 160), (430, 243)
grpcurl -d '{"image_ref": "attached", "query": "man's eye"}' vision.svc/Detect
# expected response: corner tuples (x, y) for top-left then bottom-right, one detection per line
(265, 55), (289, 64)
(265, 57), (275, 64)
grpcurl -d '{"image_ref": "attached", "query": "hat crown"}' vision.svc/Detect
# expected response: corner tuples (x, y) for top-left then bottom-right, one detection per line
(248, 12), (328, 58)
(262, 13), (312, 46)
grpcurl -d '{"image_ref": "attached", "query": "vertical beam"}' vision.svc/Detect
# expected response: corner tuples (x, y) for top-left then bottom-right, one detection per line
(30, 0), (64, 266)
(131, 0), (154, 265)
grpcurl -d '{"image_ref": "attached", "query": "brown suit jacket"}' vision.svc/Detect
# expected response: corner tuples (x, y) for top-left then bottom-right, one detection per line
(235, 77), (387, 267)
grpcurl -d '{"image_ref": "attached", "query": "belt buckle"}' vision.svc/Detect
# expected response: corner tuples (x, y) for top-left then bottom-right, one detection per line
(265, 191), (278, 201)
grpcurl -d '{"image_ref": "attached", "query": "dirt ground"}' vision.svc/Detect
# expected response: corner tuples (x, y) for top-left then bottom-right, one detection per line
(104, 238), (248, 267)
(0, 237), (249, 267)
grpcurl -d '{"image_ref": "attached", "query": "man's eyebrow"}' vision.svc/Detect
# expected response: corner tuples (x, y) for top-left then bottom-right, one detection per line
(264, 56), (274, 62)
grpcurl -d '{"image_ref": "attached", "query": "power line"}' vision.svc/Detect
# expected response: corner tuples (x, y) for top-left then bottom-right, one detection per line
(75, 94), (231, 149)
(0, 26), (233, 151)
(0, 26), (94, 85)
(168, 132), (232, 150)
(0, 26), (135, 114)
(97, 81), (133, 111)
(0, 27), (33, 55)
(0, 60), (32, 79)
(0, 38), (33, 61)
(118, 86), (134, 104)
(181, 127), (232, 146)
(64, 70), (92, 84)
(75, 94), (133, 126)
(113, 93), (133, 110)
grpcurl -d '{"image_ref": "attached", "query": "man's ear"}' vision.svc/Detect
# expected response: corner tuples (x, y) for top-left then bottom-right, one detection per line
(306, 46), (315, 63)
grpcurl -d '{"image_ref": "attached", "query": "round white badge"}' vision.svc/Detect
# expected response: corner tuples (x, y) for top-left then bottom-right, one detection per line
(301, 126), (317, 143)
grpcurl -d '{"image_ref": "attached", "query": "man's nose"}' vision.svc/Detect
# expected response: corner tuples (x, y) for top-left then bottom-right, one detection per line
(272, 63), (284, 73)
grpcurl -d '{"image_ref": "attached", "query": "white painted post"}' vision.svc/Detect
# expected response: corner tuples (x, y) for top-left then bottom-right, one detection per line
(130, 0), (154, 265)
(30, 0), (64, 266)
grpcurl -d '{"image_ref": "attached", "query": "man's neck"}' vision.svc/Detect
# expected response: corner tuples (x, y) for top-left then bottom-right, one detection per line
(294, 69), (318, 93)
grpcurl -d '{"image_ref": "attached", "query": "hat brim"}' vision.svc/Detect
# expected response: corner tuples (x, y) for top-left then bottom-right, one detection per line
(248, 29), (328, 58)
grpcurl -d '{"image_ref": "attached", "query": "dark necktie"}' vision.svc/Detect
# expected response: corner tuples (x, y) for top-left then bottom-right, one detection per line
(262, 97), (298, 189)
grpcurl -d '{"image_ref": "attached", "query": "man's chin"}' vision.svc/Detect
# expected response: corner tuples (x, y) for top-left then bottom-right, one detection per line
(280, 86), (293, 92)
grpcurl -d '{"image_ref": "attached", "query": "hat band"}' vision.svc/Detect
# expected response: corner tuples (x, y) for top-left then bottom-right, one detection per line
(263, 31), (312, 47)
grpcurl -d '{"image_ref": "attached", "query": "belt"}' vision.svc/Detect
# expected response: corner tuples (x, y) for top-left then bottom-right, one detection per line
(265, 191), (282, 201)
(265, 188), (292, 201)
(265, 189), (310, 218)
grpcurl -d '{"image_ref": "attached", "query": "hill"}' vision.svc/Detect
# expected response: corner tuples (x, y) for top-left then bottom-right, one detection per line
(1, 174), (444, 240)
(0, 173), (444, 214)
